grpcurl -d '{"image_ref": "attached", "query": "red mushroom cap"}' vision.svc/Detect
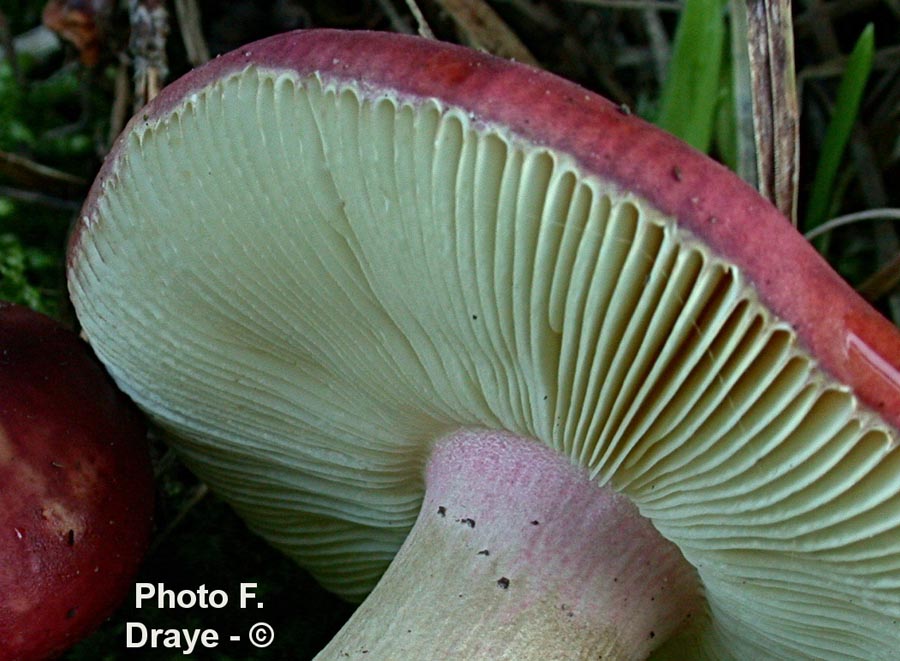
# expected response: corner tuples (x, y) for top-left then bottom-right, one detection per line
(0, 302), (154, 660)
(70, 29), (900, 429)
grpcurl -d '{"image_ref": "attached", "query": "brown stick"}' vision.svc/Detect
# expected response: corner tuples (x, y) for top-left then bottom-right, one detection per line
(173, 0), (209, 66)
(745, 0), (800, 224)
(434, 0), (539, 66)
(129, 0), (169, 108)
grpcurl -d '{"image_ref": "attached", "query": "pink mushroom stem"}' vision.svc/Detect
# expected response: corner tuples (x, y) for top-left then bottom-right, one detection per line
(318, 429), (702, 659)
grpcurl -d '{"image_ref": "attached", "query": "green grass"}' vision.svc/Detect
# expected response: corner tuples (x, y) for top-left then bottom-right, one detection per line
(804, 24), (876, 254)
(654, 0), (727, 153)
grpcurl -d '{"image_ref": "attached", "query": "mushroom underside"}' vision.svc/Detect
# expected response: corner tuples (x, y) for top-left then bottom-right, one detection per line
(69, 66), (900, 659)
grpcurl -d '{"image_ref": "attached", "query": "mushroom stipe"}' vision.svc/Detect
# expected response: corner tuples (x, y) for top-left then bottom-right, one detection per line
(67, 30), (900, 660)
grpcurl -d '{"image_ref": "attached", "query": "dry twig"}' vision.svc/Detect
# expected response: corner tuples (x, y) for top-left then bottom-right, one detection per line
(403, 0), (435, 38)
(129, 0), (169, 107)
(434, 0), (538, 65)
(745, 0), (800, 224)
(173, 0), (209, 66)
(0, 150), (87, 198)
(858, 252), (900, 303)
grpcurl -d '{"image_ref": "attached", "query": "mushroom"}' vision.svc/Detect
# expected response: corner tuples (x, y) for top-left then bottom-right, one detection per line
(66, 30), (900, 659)
(0, 302), (154, 660)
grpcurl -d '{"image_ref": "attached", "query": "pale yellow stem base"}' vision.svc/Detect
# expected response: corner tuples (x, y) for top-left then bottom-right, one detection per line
(316, 430), (702, 660)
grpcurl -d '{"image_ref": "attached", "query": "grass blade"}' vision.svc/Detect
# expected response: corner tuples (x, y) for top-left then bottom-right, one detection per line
(656, 0), (727, 152)
(804, 24), (875, 250)
(721, 0), (758, 187)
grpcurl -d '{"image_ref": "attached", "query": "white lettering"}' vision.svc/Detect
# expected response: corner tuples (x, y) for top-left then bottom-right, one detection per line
(176, 589), (196, 609)
(125, 624), (218, 653)
(158, 584), (176, 609)
(135, 583), (231, 609)
(135, 583), (155, 608)
(208, 588), (228, 608)
(201, 629), (219, 648)
(240, 583), (258, 609)
(126, 622), (147, 647)
(159, 629), (179, 649)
